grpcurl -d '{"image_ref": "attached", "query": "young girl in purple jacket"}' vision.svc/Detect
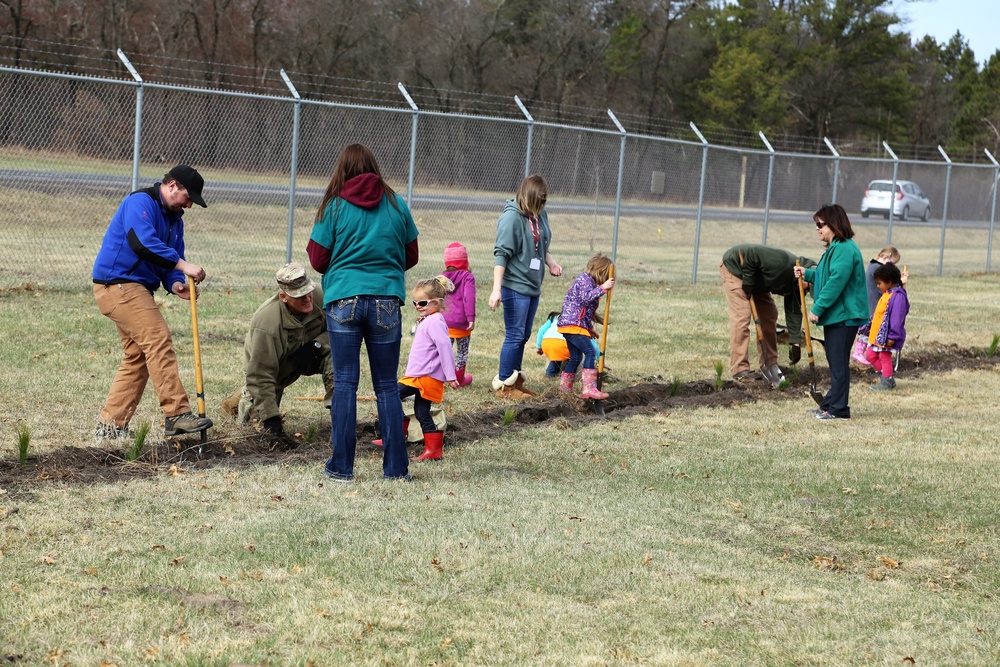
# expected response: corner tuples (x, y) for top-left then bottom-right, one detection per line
(441, 242), (476, 387)
(859, 262), (909, 391)
(398, 275), (458, 460)
(557, 254), (615, 399)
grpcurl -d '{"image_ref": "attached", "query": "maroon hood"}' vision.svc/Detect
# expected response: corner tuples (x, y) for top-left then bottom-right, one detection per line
(340, 173), (385, 209)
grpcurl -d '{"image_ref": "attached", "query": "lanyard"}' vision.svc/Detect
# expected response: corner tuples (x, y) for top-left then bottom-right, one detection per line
(528, 216), (541, 253)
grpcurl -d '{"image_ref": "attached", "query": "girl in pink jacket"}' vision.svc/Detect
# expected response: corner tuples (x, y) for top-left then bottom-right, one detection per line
(397, 276), (457, 461)
(441, 242), (476, 387)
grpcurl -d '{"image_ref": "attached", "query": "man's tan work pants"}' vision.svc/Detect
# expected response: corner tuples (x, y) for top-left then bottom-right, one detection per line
(94, 283), (190, 426)
(720, 263), (778, 376)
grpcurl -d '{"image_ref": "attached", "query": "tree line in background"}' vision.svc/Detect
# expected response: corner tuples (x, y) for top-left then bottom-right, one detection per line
(2, 0), (998, 159)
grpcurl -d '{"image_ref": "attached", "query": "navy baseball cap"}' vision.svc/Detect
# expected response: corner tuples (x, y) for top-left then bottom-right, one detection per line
(167, 165), (207, 207)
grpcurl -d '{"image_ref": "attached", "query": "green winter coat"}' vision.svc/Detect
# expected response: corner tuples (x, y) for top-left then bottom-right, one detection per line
(802, 239), (868, 327)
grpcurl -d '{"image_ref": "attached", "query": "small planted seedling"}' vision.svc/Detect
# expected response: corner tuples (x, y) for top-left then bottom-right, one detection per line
(713, 360), (725, 391)
(304, 424), (318, 444)
(126, 421), (151, 462)
(988, 334), (999, 357)
(669, 376), (681, 397)
(501, 408), (516, 427)
(15, 422), (30, 466)
(776, 378), (792, 391)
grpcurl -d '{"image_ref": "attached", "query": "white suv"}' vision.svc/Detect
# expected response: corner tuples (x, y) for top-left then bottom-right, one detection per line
(860, 180), (930, 221)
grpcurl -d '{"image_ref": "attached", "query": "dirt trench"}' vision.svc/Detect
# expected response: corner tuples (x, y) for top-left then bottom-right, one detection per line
(1, 344), (996, 490)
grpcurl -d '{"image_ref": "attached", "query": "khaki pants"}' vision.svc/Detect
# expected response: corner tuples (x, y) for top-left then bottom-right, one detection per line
(720, 263), (778, 376)
(94, 283), (190, 426)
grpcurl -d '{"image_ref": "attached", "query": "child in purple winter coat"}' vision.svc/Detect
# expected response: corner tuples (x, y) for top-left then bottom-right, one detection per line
(859, 262), (909, 391)
(397, 275), (458, 461)
(441, 242), (476, 387)
(557, 253), (615, 399)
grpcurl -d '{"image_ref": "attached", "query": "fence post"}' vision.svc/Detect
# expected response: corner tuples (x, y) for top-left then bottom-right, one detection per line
(398, 83), (419, 208)
(985, 148), (1000, 272)
(883, 141), (899, 245)
(936, 145), (952, 276)
(759, 131), (775, 244)
(515, 96), (534, 178)
(690, 122), (709, 285)
(280, 70), (302, 264)
(824, 137), (840, 205)
(117, 50), (143, 191)
(607, 110), (627, 263)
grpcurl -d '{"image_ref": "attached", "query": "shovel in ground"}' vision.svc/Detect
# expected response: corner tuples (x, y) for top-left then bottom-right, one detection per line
(594, 263), (614, 418)
(796, 261), (824, 406)
(187, 275), (209, 452)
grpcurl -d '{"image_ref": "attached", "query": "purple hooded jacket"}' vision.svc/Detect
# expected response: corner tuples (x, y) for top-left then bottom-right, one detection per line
(441, 269), (476, 331)
(861, 286), (910, 350)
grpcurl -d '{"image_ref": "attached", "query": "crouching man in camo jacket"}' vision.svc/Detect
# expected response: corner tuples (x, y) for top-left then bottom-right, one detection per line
(222, 263), (333, 436)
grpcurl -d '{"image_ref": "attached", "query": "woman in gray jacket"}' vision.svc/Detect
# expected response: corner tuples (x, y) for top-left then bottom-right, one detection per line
(488, 175), (562, 398)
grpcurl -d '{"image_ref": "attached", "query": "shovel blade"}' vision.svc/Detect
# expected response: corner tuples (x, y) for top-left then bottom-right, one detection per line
(592, 372), (608, 417)
(809, 389), (824, 405)
(760, 364), (785, 388)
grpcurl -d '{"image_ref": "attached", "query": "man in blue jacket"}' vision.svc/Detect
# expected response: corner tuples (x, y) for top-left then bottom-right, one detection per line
(92, 165), (214, 439)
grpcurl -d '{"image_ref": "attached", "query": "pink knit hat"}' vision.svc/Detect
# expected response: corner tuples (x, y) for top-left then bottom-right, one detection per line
(443, 242), (469, 271)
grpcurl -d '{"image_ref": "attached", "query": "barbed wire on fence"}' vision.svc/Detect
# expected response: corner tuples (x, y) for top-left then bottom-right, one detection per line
(2, 34), (995, 163)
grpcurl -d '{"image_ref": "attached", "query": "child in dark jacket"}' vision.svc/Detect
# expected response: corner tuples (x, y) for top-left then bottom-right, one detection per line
(441, 242), (476, 387)
(859, 262), (909, 390)
(556, 254), (615, 399)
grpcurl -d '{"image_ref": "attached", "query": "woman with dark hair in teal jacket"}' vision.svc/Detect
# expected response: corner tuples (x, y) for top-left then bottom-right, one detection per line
(794, 204), (868, 420)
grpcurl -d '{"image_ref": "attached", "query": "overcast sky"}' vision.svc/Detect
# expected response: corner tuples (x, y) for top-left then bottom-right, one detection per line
(891, 0), (1000, 65)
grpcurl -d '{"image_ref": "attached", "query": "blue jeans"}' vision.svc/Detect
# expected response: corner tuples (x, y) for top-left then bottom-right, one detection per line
(324, 296), (408, 480)
(822, 323), (859, 418)
(498, 286), (539, 379)
(564, 333), (597, 374)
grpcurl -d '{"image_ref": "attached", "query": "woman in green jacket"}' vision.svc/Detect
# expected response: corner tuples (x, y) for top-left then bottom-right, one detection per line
(793, 204), (868, 420)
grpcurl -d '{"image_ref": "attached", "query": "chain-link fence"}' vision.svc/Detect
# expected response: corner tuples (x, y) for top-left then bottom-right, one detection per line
(3, 57), (999, 292)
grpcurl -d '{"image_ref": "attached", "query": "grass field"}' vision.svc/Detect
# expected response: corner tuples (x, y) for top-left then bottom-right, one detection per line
(2, 207), (1000, 664)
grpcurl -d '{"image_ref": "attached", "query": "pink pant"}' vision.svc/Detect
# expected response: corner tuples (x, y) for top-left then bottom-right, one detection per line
(865, 347), (893, 378)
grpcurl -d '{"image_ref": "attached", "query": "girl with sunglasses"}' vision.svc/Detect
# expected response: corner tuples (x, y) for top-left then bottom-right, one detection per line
(383, 276), (457, 461)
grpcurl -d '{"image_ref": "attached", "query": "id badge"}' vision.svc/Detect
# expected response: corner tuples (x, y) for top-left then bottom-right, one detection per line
(529, 258), (541, 271)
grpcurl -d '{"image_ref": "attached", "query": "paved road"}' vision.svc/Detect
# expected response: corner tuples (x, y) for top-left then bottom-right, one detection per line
(2, 167), (993, 230)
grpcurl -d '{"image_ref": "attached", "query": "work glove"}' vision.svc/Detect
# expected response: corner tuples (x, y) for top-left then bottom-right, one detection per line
(290, 340), (322, 373)
(789, 344), (801, 365)
(742, 284), (753, 298)
(261, 416), (284, 437)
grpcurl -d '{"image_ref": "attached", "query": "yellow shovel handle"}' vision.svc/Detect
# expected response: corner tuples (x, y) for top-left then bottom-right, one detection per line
(597, 264), (614, 375)
(187, 275), (207, 419)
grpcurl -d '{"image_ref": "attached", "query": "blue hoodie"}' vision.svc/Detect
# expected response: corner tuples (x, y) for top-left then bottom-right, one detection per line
(92, 184), (186, 293)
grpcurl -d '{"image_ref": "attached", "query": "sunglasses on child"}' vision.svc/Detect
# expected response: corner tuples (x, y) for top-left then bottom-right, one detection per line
(412, 298), (441, 308)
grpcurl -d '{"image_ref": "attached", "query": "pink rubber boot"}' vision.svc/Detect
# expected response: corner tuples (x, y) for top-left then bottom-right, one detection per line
(579, 368), (608, 400)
